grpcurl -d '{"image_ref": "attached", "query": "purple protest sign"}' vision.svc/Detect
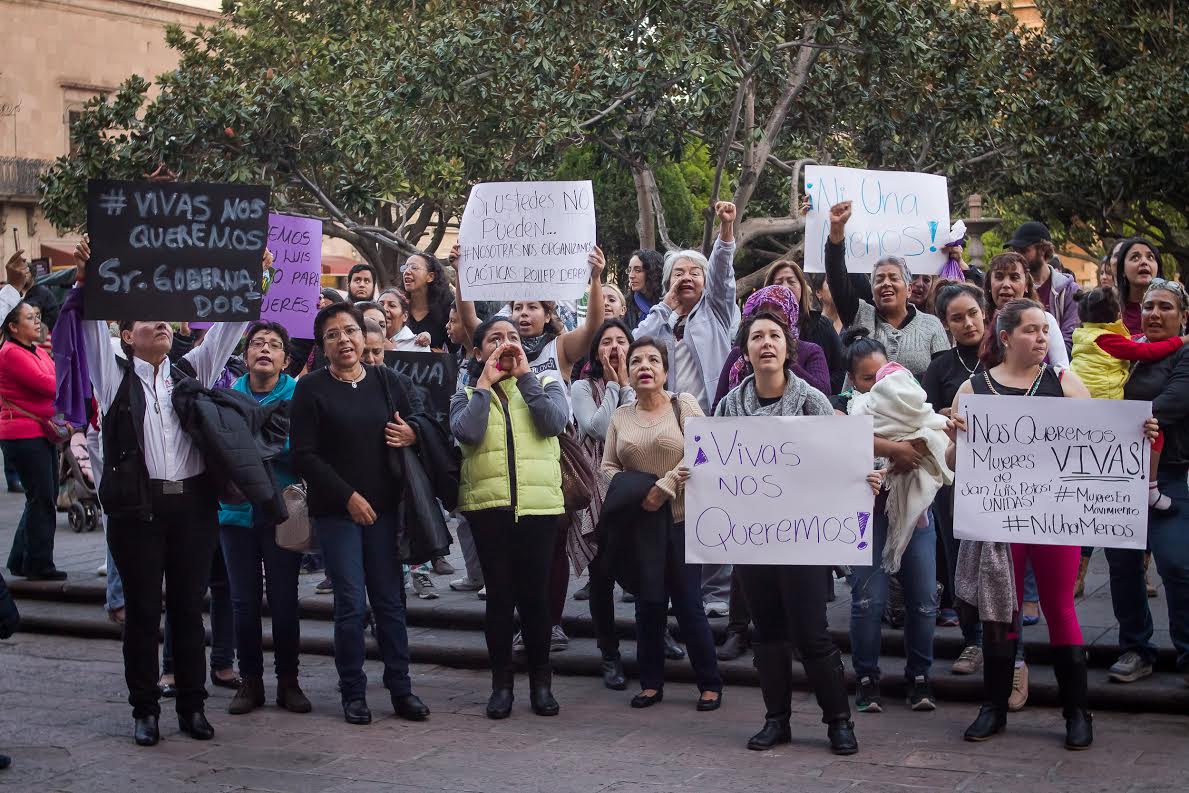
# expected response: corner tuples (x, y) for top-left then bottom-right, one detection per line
(261, 213), (323, 338)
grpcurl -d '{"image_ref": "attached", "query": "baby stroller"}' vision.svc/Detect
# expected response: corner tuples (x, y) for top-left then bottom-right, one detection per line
(58, 430), (101, 533)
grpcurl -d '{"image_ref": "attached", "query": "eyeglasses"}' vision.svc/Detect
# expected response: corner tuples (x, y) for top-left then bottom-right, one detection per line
(247, 339), (285, 351)
(323, 327), (363, 342)
(1146, 278), (1187, 304)
(400, 263), (426, 274)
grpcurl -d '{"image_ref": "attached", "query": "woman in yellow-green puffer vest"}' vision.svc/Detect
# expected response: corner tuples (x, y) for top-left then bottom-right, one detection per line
(449, 316), (569, 721)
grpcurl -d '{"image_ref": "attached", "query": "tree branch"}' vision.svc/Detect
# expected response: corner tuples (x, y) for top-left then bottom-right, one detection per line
(735, 214), (808, 250)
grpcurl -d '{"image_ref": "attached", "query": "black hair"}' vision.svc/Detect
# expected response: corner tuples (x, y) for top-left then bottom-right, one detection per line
(1076, 287), (1120, 326)
(244, 320), (292, 359)
(629, 249), (664, 302)
(1114, 237), (1164, 303)
(347, 262), (377, 285)
(736, 309), (798, 367)
(313, 302), (365, 349)
(320, 287), (346, 305)
(466, 316), (520, 382)
(840, 327), (887, 377)
(626, 336), (669, 373)
(379, 287), (411, 316)
(980, 298), (1046, 369)
(2, 300), (31, 342)
(406, 252), (454, 308)
(934, 283), (987, 323)
(586, 319), (634, 381)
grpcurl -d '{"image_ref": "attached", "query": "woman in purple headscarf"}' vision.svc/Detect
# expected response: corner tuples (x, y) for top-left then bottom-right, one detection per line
(711, 284), (831, 412)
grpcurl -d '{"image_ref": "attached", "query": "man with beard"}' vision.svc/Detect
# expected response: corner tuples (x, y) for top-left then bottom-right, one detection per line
(346, 263), (378, 304)
(1005, 221), (1080, 354)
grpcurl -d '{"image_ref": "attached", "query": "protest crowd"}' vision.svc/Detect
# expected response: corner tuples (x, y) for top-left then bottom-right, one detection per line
(1, 176), (1187, 773)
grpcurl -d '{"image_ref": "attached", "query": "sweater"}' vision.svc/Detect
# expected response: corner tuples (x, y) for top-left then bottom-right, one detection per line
(711, 340), (830, 412)
(601, 392), (702, 522)
(0, 341), (56, 440)
(290, 366), (424, 518)
(823, 239), (949, 381)
(714, 372), (834, 420)
(921, 345), (982, 415)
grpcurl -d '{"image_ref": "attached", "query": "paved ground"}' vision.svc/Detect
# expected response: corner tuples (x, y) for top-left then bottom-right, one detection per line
(1, 633), (1188, 793)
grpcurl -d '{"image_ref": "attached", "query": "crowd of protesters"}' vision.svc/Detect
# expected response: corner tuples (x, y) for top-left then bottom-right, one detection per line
(0, 194), (1185, 764)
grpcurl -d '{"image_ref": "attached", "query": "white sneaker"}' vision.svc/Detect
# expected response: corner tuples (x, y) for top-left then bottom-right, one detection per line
(450, 577), (483, 592)
(411, 571), (438, 600)
(704, 600), (729, 617)
(477, 587), (487, 601)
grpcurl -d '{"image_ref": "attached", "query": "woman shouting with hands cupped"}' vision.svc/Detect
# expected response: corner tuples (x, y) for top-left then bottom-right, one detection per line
(290, 302), (431, 728)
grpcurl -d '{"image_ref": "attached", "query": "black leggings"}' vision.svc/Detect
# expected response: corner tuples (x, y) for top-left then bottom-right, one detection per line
(468, 510), (559, 672)
(738, 564), (837, 660)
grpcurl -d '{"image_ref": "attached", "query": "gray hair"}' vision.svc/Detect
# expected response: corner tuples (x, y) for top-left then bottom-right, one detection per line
(662, 249), (709, 289)
(868, 256), (912, 286)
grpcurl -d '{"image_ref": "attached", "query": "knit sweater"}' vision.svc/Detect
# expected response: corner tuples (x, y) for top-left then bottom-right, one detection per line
(601, 392), (702, 522)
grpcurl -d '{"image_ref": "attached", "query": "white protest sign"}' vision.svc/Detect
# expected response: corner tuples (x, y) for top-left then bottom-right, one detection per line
(953, 394), (1151, 550)
(684, 415), (875, 566)
(456, 180), (596, 302)
(803, 165), (950, 274)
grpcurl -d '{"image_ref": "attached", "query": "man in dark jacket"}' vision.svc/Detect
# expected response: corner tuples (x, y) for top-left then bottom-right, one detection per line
(1005, 221), (1080, 353)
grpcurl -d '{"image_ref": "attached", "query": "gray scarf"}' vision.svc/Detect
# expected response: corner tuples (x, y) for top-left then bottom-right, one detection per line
(716, 372), (833, 418)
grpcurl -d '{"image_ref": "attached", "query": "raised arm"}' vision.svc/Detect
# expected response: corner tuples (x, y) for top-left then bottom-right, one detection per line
(71, 242), (123, 411)
(823, 202), (860, 328)
(559, 246), (606, 372)
(449, 243), (482, 338)
(704, 202), (738, 330)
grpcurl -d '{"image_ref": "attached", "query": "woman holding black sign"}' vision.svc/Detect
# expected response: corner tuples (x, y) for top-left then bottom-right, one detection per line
(715, 310), (880, 755)
(949, 298), (1157, 750)
(450, 317), (569, 719)
(74, 240), (253, 747)
(290, 302), (432, 727)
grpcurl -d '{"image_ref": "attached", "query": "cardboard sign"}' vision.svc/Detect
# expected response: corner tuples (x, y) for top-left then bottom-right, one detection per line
(803, 165), (950, 275)
(456, 180), (596, 302)
(84, 179), (270, 321)
(684, 415), (875, 566)
(384, 350), (458, 420)
(261, 213), (322, 338)
(953, 394), (1150, 549)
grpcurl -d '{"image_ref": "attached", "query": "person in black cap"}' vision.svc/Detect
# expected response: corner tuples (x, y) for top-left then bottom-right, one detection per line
(346, 263), (378, 304)
(1005, 221), (1079, 354)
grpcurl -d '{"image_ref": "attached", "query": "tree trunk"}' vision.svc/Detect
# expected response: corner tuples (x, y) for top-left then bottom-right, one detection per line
(632, 165), (657, 250)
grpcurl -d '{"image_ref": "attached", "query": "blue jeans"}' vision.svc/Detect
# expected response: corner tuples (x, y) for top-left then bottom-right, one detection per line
(2, 438), (58, 575)
(316, 512), (412, 702)
(849, 505), (938, 681)
(635, 522), (722, 693)
(221, 523), (303, 679)
(162, 543), (234, 675)
(1106, 469), (1189, 670)
(104, 545), (124, 612)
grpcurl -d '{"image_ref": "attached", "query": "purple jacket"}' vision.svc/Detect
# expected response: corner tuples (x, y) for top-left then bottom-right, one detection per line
(52, 287), (92, 428)
(712, 339), (831, 412)
(1046, 266), (1081, 354)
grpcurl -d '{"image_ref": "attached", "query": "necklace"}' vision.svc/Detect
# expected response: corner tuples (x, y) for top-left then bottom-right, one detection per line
(955, 346), (978, 375)
(982, 364), (1045, 396)
(330, 366), (366, 389)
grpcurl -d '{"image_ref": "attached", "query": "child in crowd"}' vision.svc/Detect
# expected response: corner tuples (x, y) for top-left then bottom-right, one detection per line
(1070, 287), (1188, 510)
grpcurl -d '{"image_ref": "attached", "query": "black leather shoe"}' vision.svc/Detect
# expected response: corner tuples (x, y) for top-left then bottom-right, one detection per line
(717, 631), (750, 661)
(277, 677), (312, 714)
(662, 628), (685, 661)
(827, 719), (859, 755)
(964, 704), (1007, 741)
(528, 667), (559, 717)
(343, 699), (372, 725)
(392, 694), (430, 721)
(210, 669), (242, 690)
(0, 753), (10, 769)
(486, 688), (514, 719)
(159, 683), (177, 699)
(177, 711), (214, 740)
(24, 568), (67, 582)
(1064, 709), (1093, 750)
(133, 715), (159, 747)
(601, 652), (627, 691)
(747, 718), (791, 751)
(630, 690), (663, 708)
(228, 677), (265, 715)
(695, 691), (722, 712)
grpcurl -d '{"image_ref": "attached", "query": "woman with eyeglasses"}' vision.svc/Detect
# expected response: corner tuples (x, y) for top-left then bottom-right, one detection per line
(822, 201), (950, 382)
(290, 302), (431, 727)
(401, 253), (455, 350)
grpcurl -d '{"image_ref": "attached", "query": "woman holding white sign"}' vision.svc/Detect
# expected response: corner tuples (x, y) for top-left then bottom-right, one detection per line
(715, 310), (881, 755)
(951, 298), (1109, 750)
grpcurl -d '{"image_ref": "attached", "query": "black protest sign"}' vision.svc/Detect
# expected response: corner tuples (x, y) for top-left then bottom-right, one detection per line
(384, 351), (458, 419)
(84, 179), (270, 321)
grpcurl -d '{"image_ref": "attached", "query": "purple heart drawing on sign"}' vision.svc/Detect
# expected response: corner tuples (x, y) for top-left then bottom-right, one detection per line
(856, 511), (871, 550)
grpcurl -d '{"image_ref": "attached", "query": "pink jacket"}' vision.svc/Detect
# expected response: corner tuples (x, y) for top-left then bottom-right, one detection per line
(0, 341), (57, 440)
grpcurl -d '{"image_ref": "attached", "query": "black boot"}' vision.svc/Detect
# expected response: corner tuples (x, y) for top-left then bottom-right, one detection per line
(487, 668), (514, 720)
(529, 666), (559, 716)
(964, 638), (1014, 742)
(747, 642), (793, 751)
(601, 651), (627, 691)
(1053, 645), (1093, 750)
(133, 714), (159, 747)
(803, 649), (857, 755)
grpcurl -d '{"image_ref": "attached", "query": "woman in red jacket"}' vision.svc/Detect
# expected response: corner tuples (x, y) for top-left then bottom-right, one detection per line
(0, 300), (62, 580)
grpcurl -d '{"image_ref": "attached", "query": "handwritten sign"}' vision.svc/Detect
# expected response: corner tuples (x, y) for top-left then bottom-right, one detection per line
(684, 415), (875, 566)
(384, 350), (458, 422)
(953, 394), (1150, 549)
(261, 213), (322, 338)
(84, 179), (269, 321)
(456, 180), (596, 302)
(803, 165), (950, 275)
